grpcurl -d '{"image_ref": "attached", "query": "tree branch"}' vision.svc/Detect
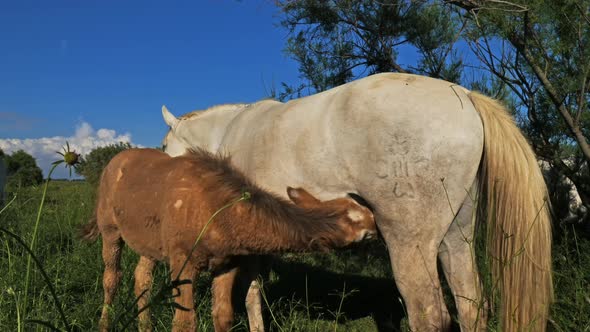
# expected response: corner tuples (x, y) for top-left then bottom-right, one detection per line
(576, 66), (589, 123)
(443, 0), (480, 11)
(514, 43), (590, 161)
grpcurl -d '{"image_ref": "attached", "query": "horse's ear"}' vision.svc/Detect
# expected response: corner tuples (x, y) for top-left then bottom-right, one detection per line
(287, 187), (320, 207)
(162, 105), (179, 129)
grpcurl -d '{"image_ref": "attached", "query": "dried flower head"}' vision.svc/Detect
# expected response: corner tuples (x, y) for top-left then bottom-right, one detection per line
(55, 141), (80, 177)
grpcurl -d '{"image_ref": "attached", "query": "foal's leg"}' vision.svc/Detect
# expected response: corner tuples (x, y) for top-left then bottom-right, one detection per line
(211, 266), (239, 332)
(438, 190), (487, 331)
(134, 256), (156, 332)
(378, 214), (452, 332)
(170, 254), (198, 332)
(99, 233), (124, 332)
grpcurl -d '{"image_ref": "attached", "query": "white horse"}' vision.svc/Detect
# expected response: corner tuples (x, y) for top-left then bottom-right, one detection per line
(539, 160), (588, 223)
(161, 73), (552, 332)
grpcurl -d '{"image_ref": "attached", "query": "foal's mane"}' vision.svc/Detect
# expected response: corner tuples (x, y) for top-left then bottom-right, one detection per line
(184, 148), (345, 250)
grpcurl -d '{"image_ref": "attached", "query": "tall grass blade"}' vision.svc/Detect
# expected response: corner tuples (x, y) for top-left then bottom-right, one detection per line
(25, 319), (62, 332)
(22, 162), (60, 327)
(0, 226), (71, 330)
(0, 194), (17, 215)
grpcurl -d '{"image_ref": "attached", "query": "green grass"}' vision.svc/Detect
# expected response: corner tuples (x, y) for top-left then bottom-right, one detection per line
(0, 181), (589, 331)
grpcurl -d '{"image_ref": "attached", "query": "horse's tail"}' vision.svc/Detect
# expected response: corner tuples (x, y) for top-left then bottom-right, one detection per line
(79, 214), (100, 242)
(469, 91), (553, 332)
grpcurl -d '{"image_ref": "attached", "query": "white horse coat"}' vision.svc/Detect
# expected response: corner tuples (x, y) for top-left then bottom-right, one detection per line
(539, 160), (588, 222)
(162, 73), (552, 332)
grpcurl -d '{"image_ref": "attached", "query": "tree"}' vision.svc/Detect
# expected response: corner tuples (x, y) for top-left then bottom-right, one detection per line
(276, 0), (465, 99)
(4, 150), (43, 189)
(76, 142), (132, 186)
(276, 0), (590, 213)
(445, 0), (590, 213)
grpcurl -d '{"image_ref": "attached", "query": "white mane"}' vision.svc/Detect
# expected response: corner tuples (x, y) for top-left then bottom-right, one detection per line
(179, 103), (250, 120)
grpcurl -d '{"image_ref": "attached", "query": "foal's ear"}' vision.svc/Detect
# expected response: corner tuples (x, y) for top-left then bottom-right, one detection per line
(287, 187), (321, 207)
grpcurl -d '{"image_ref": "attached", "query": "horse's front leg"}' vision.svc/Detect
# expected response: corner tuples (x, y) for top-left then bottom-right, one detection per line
(243, 256), (265, 332)
(170, 255), (198, 332)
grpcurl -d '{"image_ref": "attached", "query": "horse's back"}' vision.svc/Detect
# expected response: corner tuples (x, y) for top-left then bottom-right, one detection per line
(98, 148), (202, 214)
(101, 148), (166, 181)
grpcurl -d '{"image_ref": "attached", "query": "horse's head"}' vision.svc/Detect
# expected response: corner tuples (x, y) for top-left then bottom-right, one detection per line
(161, 104), (248, 157)
(286, 187), (377, 244)
(162, 129), (189, 157)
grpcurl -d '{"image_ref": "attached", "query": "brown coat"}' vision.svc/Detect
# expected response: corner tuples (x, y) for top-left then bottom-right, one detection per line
(82, 148), (375, 332)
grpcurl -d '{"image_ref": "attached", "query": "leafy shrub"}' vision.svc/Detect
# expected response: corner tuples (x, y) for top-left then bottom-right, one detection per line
(4, 149), (43, 190)
(75, 142), (132, 186)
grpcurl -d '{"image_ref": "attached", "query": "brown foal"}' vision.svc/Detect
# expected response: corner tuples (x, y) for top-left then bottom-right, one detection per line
(81, 148), (376, 331)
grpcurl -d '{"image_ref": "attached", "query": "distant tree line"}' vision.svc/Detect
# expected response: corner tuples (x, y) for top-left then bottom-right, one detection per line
(0, 148), (43, 190)
(0, 142), (132, 193)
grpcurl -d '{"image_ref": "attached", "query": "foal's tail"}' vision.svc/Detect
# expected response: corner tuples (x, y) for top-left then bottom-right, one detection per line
(79, 214), (101, 242)
(470, 92), (553, 332)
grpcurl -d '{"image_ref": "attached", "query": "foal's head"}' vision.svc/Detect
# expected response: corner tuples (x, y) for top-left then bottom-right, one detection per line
(286, 187), (377, 244)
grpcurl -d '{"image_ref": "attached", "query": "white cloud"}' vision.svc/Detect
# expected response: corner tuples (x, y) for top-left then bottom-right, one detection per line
(0, 122), (138, 179)
(75, 122), (94, 139)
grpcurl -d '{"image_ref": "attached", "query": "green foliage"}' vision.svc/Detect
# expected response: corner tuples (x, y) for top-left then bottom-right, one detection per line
(451, 0), (590, 209)
(0, 183), (589, 330)
(277, 0), (590, 218)
(3, 150), (43, 190)
(277, 0), (463, 99)
(75, 142), (131, 186)
(0, 149), (6, 203)
(550, 226), (590, 331)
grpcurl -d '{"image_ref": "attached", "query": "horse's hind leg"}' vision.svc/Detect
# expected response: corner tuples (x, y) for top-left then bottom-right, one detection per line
(134, 256), (156, 332)
(212, 265), (239, 332)
(438, 187), (487, 331)
(378, 214), (452, 332)
(99, 230), (124, 332)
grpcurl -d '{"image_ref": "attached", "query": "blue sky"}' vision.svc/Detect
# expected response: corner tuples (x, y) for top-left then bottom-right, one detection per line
(0, 1), (452, 179)
(0, 1), (303, 177)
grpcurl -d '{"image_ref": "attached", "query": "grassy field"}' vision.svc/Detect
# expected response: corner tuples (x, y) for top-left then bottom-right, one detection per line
(0, 180), (589, 331)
